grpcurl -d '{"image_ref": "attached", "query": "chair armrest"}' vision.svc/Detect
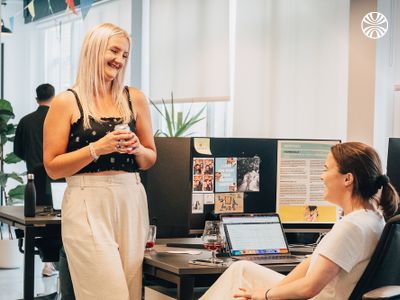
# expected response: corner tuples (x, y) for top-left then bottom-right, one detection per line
(363, 286), (400, 299)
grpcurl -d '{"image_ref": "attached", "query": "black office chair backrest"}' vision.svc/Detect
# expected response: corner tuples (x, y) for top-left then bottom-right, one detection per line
(349, 214), (400, 300)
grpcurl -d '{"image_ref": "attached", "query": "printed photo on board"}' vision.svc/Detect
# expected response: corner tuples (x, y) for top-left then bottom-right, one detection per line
(237, 156), (260, 192)
(214, 193), (244, 213)
(215, 157), (238, 192)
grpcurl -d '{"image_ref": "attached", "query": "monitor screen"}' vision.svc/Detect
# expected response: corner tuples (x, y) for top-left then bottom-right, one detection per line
(387, 138), (400, 195)
(276, 139), (341, 231)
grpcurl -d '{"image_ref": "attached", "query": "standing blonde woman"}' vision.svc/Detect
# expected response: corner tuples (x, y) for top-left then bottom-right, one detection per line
(44, 23), (156, 299)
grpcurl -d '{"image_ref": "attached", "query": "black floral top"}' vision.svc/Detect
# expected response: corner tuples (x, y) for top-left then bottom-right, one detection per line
(66, 88), (139, 174)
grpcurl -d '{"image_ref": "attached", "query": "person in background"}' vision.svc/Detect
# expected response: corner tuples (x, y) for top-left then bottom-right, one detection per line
(14, 83), (58, 277)
(200, 142), (399, 300)
(43, 23), (156, 300)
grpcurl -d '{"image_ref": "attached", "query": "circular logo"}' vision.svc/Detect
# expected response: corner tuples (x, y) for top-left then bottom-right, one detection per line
(361, 12), (388, 39)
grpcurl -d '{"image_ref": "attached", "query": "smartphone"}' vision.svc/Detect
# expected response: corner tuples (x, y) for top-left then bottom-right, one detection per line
(189, 259), (227, 267)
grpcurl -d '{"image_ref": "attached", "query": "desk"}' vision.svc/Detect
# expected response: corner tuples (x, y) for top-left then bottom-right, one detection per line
(143, 245), (297, 300)
(0, 206), (61, 300)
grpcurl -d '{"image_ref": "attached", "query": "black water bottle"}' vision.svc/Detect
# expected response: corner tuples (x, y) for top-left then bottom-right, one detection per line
(24, 173), (36, 217)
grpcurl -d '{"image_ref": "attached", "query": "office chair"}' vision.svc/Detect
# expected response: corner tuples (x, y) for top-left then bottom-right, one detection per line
(349, 214), (400, 300)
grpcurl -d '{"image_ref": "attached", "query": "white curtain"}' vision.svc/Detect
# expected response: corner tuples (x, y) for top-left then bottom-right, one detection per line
(232, 0), (350, 139)
(148, 0), (230, 102)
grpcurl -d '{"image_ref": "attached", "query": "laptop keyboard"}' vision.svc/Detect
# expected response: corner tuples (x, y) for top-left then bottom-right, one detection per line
(245, 255), (294, 260)
(234, 254), (301, 265)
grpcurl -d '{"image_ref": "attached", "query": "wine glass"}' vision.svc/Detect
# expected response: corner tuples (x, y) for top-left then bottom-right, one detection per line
(145, 225), (157, 251)
(202, 220), (224, 264)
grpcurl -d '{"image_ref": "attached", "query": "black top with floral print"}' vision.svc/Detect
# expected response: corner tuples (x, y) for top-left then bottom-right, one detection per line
(66, 88), (139, 174)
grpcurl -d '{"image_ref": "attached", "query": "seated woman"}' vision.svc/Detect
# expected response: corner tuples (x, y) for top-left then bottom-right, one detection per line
(200, 142), (399, 300)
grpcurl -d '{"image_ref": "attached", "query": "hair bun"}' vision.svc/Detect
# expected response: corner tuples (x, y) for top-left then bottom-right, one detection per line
(376, 174), (390, 189)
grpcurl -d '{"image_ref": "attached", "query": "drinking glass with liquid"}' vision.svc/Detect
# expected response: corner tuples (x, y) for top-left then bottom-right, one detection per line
(114, 124), (133, 151)
(146, 225), (157, 251)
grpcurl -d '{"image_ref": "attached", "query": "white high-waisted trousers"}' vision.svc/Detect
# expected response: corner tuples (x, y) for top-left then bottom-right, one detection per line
(200, 261), (285, 300)
(62, 173), (149, 300)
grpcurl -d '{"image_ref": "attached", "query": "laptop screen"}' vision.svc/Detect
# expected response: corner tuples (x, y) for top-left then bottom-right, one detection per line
(50, 182), (68, 211)
(222, 214), (289, 256)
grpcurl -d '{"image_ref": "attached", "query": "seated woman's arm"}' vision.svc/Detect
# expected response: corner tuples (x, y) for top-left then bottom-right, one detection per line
(266, 255), (341, 299)
(234, 256), (340, 300)
(275, 257), (311, 286)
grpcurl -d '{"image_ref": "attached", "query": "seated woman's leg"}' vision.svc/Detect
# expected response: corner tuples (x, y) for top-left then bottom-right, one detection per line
(200, 261), (285, 300)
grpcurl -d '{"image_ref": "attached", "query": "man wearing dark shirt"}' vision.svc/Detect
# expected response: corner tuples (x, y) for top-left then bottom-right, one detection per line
(14, 83), (54, 173)
(14, 83), (58, 277)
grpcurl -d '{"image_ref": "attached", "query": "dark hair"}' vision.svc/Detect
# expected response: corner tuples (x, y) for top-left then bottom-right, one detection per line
(36, 84), (55, 102)
(331, 142), (399, 219)
(308, 205), (318, 212)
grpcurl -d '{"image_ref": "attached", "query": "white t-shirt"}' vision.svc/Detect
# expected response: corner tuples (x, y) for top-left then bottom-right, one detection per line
(309, 210), (385, 300)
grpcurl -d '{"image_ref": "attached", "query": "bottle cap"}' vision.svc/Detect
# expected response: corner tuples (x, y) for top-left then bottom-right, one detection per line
(27, 173), (35, 180)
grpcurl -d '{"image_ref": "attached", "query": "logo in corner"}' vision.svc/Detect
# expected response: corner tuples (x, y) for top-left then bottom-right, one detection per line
(361, 12), (388, 39)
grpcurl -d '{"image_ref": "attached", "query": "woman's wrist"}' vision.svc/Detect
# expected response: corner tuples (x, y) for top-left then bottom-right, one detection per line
(89, 142), (100, 161)
(265, 288), (272, 300)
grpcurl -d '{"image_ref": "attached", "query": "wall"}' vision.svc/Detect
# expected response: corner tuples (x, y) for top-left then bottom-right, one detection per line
(347, 0), (376, 145)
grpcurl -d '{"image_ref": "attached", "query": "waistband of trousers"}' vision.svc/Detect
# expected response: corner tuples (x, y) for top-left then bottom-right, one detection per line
(66, 172), (141, 187)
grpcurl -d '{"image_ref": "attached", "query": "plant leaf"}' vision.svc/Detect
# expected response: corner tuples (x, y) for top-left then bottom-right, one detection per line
(177, 111), (183, 130)
(8, 184), (26, 201)
(0, 99), (15, 123)
(0, 133), (7, 146)
(175, 116), (206, 136)
(4, 152), (22, 164)
(170, 92), (175, 133)
(0, 173), (7, 187)
(148, 98), (166, 119)
(6, 123), (16, 135)
(162, 98), (174, 137)
(7, 172), (24, 184)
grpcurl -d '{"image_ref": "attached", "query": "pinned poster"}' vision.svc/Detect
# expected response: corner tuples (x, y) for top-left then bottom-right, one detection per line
(192, 194), (204, 214)
(237, 156), (260, 192)
(80, 0), (93, 19)
(215, 157), (237, 192)
(204, 194), (215, 205)
(193, 175), (204, 193)
(194, 138), (212, 155)
(214, 193), (244, 213)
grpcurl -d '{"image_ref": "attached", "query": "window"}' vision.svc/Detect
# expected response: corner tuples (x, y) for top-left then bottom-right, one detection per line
(144, 0), (231, 137)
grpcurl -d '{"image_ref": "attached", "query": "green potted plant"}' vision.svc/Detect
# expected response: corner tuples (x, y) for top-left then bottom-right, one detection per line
(149, 92), (206, 137)
(0, 98), (25, 268)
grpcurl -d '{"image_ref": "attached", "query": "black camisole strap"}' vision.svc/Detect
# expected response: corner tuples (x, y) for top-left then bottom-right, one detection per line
(67, 89), (84, 117)
(124, 86), (134, 113)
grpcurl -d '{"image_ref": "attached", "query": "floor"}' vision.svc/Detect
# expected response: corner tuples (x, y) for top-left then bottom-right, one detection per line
(0, 255), (58, 300)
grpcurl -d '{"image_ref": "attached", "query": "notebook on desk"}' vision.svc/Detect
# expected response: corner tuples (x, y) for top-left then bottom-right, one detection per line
(221, 213), (302, 265)
(50, 182), (68, 212)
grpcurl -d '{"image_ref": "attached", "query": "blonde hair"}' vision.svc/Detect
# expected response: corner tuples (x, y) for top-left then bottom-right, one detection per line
(74, 23), (132, 129)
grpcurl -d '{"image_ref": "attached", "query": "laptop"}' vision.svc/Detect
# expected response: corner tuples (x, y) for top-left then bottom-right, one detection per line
(50, 182), (68, 212)
(221, 213), (302, 265)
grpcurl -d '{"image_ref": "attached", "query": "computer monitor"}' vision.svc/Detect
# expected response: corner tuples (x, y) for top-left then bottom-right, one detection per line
(276, 139), (341, 233)
(387, 138), (400, 195)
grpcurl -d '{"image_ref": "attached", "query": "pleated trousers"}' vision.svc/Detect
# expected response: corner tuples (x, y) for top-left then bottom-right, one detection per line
(62, 173), (149, 300)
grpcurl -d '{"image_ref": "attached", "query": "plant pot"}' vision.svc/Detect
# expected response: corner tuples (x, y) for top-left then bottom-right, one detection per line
(0, 239), (23, 269)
